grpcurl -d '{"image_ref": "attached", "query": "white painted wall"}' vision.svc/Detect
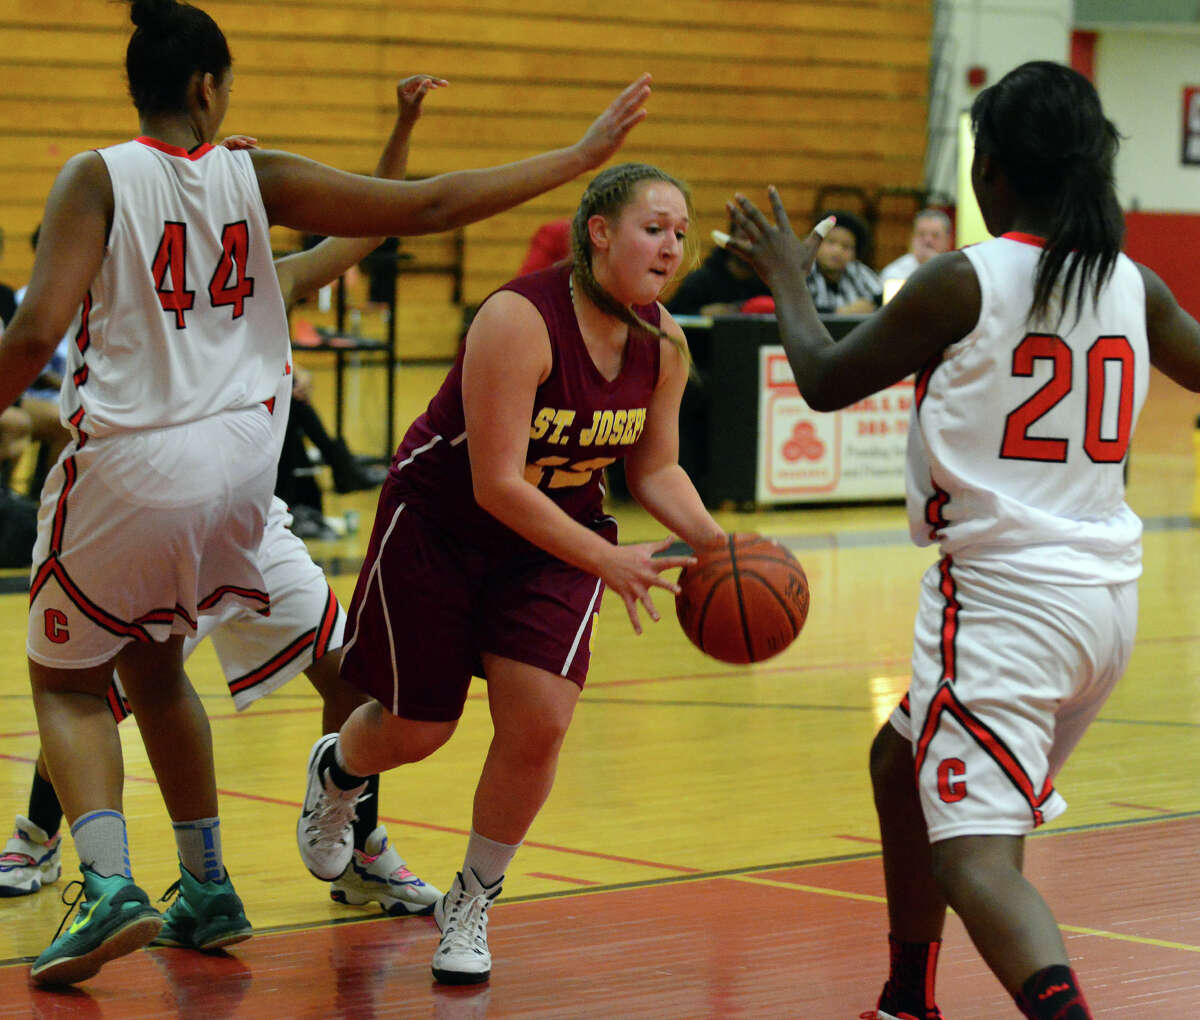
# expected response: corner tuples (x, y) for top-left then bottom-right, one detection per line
(1093, 26), (1200, 212)
(929, 0), (1074, 199)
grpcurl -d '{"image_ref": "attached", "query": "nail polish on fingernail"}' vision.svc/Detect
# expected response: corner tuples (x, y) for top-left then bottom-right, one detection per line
(814, 216), (838, 238)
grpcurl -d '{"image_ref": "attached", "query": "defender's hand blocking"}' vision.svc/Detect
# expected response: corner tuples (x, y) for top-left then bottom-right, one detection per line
(576, 74), (653, 169)
(396, 74), (448, 124)
(726, 187), (835, 288)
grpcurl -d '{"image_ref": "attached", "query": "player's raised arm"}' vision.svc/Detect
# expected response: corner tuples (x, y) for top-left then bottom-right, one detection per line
(271, 73), (447, 306)
(727, 188), (979, 410)
(251, 74), (652, 240)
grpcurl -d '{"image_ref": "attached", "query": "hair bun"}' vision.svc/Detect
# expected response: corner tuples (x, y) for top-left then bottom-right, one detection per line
(130, 0), (176, 29)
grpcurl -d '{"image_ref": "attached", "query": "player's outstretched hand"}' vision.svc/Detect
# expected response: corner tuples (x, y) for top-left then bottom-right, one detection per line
(600, 536), (695, 636)
(396, 74), (448, 125)
(726, 187), (836, 289)
(222, 134), (259, 151)
(575, 73), (652, 169)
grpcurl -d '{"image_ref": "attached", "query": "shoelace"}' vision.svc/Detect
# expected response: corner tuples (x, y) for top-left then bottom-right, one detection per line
(303, 784), (362, 850)
(440, 894), (490, 955)
(158, 878), (182, 907)
(49, 879), (86, 942)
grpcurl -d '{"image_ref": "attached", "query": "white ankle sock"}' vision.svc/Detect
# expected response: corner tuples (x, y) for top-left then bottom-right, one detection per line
(463, 829), (520, 888)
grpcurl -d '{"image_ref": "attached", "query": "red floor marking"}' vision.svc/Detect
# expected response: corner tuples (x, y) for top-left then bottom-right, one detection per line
(591, 654), (913, 689)
(524, 872), (602, 886)
(2, 821), (1198, 1016)
(1109, 801), (1175, 813)
(834, 833), (882, 845)
(0, 745), (703, 876)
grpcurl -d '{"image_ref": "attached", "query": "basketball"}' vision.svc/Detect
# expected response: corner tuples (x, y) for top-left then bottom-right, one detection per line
(675, 533), (809, 664)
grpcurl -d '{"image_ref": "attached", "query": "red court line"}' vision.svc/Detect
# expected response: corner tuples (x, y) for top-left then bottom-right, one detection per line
(3, 820), (1195, 1017)
(525, 872), (602, 886)
(1110, 800), (1175, 813)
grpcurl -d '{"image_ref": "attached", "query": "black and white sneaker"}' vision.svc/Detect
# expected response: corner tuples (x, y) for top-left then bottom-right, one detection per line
(296, 734), (365, 881)
(432, 869), (502, 985)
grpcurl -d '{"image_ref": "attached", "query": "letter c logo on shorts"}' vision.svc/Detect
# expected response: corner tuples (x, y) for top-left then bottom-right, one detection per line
(44, 609), (70, 644)
(937, 757), (967, 803)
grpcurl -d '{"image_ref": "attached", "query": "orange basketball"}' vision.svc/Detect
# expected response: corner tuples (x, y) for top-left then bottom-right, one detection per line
(675, 533), (809, 664)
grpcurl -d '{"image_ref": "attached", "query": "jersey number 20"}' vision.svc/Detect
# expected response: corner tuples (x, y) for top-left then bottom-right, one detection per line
(152, 221), (255, 329)
(1000, 332), (1134, 464)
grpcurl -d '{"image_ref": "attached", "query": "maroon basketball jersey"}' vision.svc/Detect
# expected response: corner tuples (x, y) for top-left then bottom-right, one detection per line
(390, 262), (662, 553)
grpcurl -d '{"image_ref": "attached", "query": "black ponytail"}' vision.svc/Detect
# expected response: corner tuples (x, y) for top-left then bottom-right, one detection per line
(125, 0), (231, 116)
(971, 61), (1124, 325)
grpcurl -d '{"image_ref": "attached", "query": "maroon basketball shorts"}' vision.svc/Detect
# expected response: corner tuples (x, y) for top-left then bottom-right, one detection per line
(339, 493), (614, 721)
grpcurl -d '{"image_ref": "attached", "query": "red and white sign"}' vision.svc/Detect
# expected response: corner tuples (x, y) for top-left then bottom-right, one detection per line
(1183, 86), (1200, 166)
(757, 347), (912, 503)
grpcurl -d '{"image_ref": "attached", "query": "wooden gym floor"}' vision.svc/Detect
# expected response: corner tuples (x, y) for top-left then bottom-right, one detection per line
(0, 366), (1196, 1017)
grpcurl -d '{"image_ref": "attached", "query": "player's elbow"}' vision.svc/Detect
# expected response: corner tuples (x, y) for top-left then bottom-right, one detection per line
(800, 386), (844, 413)
(794, 368), (846, 411)
(2, 313), (65, 368)
(783, 349), (848, 412)
(470, 472), (518, 518)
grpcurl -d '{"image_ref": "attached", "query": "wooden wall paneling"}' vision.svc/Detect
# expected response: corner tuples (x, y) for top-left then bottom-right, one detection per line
(0, 1), (931, 344)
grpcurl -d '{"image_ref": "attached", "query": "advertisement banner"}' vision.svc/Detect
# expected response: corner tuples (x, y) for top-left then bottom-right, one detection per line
(756, 347), (911, 503)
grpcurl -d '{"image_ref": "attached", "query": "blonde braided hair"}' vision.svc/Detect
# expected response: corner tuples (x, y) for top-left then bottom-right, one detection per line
(570, 163), (694, 359)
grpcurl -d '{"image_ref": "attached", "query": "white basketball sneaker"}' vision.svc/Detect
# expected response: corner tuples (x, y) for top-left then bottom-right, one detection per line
(432, 869), (502, 985)
(330, 825), (441, 916)
(297, 734), (366, 881)
(0, 815), (62, 897)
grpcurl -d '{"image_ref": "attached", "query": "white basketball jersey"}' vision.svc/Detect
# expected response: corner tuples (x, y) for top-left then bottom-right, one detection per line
(906, 233), (1149, 584)
(61, 138), (290, 437)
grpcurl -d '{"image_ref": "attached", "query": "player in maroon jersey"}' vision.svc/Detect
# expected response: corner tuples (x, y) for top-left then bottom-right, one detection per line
(296, 162), (727, 985)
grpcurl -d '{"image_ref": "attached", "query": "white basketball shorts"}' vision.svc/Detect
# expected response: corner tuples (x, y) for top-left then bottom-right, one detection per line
(889, 556), (1137, 842)
(184, 498), (346, 709)
(27, 405), (276, 669)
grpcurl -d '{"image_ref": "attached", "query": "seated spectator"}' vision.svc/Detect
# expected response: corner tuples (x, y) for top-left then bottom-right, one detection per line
(806, 209), (882, 314)
(879, 208), (953, 293)
(666, 215), (770, 316)
(0, 405), (31, 491)
(517, 218), (571, 276)
(18, 336), (72, 498)
(275, 363), (387, 538)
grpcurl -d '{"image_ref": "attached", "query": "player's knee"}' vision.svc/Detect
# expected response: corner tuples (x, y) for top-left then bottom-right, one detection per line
(498, 715), (570, 769)
(928, 839), (973, 900)
(929, 834), (1022, 904)
(381, 715), (456, 764)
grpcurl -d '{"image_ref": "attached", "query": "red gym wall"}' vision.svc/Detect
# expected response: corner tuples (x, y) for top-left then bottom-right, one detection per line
(1072, 31), (1200, 319)
(1124, 212), (1200, 319)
